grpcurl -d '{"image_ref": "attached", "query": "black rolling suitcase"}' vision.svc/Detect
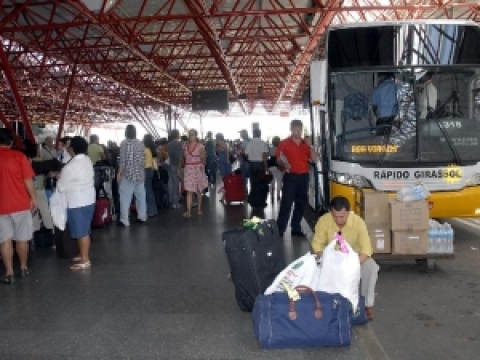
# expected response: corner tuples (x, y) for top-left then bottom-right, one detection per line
(222, 220), (286, 312)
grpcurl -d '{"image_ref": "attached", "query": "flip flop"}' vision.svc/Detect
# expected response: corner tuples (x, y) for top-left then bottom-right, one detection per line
(70, 261), (91, 271)
(183, 212), (191, 218)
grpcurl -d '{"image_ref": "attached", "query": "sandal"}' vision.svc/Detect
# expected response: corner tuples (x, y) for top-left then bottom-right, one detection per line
(2, 274), (16, 285)
(183, 212), (191, 218)
(72, 256), (81, 262)
(70, 261), (91, 271)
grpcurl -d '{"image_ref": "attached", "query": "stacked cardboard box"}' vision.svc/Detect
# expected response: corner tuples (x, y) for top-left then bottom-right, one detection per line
(390, 199), (429, 254)
(362, 192), (391, 254)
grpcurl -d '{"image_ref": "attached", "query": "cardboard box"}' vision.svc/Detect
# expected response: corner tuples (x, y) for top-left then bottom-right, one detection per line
(392, 230), (428, 255)
(390, 199), (429, 231)
(368, 227), (391, 254)
(362, 192), (390, 227)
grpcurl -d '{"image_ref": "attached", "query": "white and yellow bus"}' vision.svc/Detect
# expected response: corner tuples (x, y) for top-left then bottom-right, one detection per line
(309, 20), (480, 217)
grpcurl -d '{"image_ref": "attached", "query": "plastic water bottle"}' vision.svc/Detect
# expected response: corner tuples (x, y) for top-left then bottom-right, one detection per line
(428, 220), (436, 254)
(433, 221), (442, 254)
(445, 223), (454, 254)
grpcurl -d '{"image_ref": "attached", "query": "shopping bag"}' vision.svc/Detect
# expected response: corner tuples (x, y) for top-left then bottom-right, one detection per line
(253, 286), (352, 348)
(49, 190), (67, 231)
(264, 253), (321, 295)
(317, 239), (361, 311)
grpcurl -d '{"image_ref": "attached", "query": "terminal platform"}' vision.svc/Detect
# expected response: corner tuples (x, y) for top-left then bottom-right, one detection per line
(0, 190), (479, 359)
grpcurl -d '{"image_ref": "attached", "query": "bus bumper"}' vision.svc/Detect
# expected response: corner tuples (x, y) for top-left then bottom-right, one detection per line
(330, 182), (480, 218)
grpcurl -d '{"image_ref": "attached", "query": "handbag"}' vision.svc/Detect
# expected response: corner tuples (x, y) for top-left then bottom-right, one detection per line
(252, 286), (352, 349)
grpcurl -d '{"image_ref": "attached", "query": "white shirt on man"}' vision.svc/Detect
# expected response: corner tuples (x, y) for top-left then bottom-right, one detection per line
(245, 138), (269, 162)
(56, 154), (95, 209)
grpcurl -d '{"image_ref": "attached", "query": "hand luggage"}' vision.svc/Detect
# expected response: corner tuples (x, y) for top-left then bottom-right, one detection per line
(248, 183), (269, 208)
(54, 226), (78, 259)
(33, 227), (54, 248)
(92, 189), (112, 227)
(223, 173), (245, 203)
(252, 286), (352, 349)
(222, 220), (286, 312)
(351, 295), (368, 326)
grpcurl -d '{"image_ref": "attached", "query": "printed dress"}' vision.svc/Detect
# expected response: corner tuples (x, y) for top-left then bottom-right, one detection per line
(183, 142), (208, 192)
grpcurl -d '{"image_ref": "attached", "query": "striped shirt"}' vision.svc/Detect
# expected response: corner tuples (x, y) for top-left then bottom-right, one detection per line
(119, 139), (145, 183)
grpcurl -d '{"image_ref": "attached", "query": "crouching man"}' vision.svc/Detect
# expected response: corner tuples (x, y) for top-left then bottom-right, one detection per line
(311, 196), (379, 320)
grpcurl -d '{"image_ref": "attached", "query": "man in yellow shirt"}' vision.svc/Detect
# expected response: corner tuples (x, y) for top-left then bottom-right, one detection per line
(87, 135), (105, 165)
(311, 196), (380, 320)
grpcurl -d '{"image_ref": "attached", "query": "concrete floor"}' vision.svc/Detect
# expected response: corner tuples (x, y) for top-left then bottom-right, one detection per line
(0, 190), (479, 359)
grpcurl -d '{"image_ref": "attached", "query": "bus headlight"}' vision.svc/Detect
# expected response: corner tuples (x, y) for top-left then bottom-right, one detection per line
(330, 172), (373, 189)
(466, 173), (480, 186)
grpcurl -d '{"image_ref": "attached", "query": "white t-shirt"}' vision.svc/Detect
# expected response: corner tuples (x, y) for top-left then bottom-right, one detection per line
(245, 138), (269, 162)
(56, 154), (95, 209)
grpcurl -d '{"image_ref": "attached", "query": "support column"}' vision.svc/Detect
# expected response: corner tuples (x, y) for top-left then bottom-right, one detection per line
(0, 44), (35, 144)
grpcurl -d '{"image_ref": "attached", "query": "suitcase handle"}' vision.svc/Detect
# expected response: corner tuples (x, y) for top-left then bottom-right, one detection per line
(288, 286), (323, 321)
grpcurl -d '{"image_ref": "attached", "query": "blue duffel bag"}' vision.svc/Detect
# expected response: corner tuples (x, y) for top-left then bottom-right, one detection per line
(252, 286), (352, 349)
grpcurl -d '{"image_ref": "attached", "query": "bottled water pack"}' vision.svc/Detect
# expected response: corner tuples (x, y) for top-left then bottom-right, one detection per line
(428, 219), (454, 254)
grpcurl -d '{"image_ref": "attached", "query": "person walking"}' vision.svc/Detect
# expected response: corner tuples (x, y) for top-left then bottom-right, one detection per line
(166, 129), (183, 209)
(116, 125), (147, 226)
(56, 136), (95, 270)
(0, 129), (37, 284)
(215, 133), (232, 202)
(245, 128), (269, 184)
(181, 129), (208, 218)
(143, 134), (158, 218)
(205, 131), (217, 186)
(238, 129), (250, 195)
(276, 119), (318, 237)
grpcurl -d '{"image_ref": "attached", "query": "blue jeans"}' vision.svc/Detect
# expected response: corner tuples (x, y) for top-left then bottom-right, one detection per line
(276, 173), (309, 235)
(119, 178), (147, 226)
(144, 168), (158, 217)
(206, 159), (217, 185)
(168, 165), (180, 206)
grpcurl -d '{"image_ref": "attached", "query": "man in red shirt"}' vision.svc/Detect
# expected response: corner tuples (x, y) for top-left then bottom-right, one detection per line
(0, 128), (37, 284)
(275, 120), (318, 237)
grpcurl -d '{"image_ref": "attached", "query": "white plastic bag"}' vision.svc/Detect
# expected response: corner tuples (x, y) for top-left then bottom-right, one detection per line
(396, 184), (430, 202)
(317, 240), (361, 311)
(49, 190), (68, 231)
(264, 253), (321, 295)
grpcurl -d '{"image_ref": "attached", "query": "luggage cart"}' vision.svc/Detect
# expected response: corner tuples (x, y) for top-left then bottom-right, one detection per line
(353, 188), (454, 272)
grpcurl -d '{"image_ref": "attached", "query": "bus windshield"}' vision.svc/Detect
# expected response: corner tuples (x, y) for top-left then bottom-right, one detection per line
(331, 69), (480, 164)
(328, 23), (480, 165)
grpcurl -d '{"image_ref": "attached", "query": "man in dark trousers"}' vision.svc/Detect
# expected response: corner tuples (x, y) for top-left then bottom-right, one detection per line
(276, 119), (318, 237)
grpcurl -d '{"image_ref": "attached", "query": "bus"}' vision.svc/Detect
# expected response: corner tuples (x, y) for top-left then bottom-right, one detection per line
(308, 20), (480, 218)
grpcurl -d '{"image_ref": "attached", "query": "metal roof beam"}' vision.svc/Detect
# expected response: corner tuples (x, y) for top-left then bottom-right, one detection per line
(274, 0), (343, 109)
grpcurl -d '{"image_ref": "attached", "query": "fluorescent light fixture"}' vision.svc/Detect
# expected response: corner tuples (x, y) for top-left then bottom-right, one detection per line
(80, 0), (118, 12)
